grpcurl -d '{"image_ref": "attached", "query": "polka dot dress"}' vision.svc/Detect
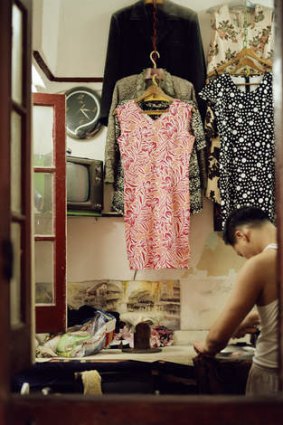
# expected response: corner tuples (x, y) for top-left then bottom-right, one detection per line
(200, 72), (275, 228)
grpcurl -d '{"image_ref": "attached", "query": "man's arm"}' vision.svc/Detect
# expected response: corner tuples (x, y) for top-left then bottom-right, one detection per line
(232, 310), (260, 338)
(194, 257), (263, 355)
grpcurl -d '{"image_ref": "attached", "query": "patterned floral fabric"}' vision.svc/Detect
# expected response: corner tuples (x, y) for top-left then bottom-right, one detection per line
(116, 99), (195, 270)
(105, 70), (197, 183)
(207, 4), (274, 75)
(205, 105), (221, 205)
(200, 72), (275, 229)
(104, 70), (207, 215)
(112, 99), (206, 215)
(203, 3), (274, 228)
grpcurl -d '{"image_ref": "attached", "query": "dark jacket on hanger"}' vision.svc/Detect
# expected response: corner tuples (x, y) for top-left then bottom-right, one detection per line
(100, 0), (206, 125)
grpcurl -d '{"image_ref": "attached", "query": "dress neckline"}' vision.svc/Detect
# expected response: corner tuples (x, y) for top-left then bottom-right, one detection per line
(223, 72), (271, 98)
(217, 3), (264, 23)
(133, 99), (178, 124)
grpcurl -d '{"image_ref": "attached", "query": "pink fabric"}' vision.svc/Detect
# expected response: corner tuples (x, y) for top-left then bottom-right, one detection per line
(116, 99), (195, 270)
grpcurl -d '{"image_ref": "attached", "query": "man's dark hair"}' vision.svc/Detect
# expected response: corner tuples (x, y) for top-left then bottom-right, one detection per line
(223, 207), (271, 246)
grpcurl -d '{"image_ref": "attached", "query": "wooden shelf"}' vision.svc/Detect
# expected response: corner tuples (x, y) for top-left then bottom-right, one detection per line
(67, 210), (123, 218)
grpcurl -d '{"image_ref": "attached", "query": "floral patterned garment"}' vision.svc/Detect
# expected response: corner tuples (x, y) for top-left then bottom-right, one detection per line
(115, 99), (195, 270)
(205, 105), (221, 205)
(112, 99), (206, 215)
(207, 4), (274, 75)
(200, 72), (275, 229)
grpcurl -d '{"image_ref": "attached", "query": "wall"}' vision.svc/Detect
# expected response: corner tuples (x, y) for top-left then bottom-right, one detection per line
(32, 0), (273, 331)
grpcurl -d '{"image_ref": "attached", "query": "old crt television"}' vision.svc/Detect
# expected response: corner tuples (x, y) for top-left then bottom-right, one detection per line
(66, 156), (103, 212)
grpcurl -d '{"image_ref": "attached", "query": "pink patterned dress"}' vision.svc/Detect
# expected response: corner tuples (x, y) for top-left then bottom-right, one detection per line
(116, 99), (195, 270)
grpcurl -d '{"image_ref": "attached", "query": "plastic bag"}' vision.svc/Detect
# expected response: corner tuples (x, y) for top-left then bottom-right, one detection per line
(37, 310), (116, 358)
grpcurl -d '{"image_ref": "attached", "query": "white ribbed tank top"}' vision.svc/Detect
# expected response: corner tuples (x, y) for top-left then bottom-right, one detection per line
(263, 243), (278, 251)
(253, 243), (278, 368)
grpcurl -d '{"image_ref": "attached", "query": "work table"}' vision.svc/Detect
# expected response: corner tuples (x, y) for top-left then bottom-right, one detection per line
(14, 343), (254, 396)
(21, 330), (254, 396)
(37, 345), (197, 366)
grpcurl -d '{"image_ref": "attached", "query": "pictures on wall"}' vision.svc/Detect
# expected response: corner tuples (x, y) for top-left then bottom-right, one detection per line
(67, 280), (180, 330)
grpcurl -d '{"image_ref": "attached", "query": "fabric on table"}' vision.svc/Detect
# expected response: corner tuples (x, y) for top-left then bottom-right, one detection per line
(80, 370), (103, 395)
(193, 354), (251, 395)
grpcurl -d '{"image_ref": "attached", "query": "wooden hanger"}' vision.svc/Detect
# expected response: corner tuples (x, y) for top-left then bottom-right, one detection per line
(135, 50), (173, 110)
(135, 74), (173, 105)
(113, 77), (173, 117)
(235, 48), (272, 67)
(233, 56), (268, 77)
(208, 47), (272, 78)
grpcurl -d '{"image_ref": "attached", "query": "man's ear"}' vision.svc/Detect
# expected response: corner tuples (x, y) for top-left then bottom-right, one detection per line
(235, 227), (250, 242)
(235, 229), (243, 241)
(240, 227), (251, 242)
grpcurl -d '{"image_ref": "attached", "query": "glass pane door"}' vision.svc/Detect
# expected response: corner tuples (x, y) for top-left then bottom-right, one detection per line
(33, 93), (66, 333)
(2, 0), (33, 377)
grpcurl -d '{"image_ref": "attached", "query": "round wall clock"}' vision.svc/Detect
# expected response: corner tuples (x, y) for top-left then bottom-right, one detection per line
(65, 86), (102, 139)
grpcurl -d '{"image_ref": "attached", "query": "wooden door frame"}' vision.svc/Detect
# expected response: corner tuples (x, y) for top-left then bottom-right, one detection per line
(0, 0), (12, 406)
(7, 0), (283, 423)
(10, 0), (33, 375)
(275, 0), (283, 380)
(8, 394), (283, 425)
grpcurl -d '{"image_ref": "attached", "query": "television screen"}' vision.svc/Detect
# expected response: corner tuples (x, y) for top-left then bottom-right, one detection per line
(67, 162), (89, 202)
(66, 156), (103, 212)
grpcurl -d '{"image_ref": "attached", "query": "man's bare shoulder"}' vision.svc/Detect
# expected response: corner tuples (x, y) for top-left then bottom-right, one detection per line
(252, 248), (276, 266)
(242, 249), (276, 278)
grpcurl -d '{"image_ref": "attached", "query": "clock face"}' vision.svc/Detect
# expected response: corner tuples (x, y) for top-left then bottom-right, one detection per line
(66, 87), (102, 139)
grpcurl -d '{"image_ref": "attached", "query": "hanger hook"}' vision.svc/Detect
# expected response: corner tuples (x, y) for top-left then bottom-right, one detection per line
(150, 50), (160, 69)
(245, 65), (250, 77)
(152, 74), (159, 86)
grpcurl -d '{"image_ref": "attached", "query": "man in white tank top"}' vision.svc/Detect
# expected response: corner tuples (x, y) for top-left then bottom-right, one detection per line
(194, 206), (279, 395)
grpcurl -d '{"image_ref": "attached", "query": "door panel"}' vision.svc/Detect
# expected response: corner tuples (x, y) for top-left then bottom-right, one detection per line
(11, 111), (22, 214)
(0, 0), (32, 422)
(9, 0), (33, 374)
(33, 93), (66, 333)
(11, 3), (23, 105)
(10, 223), (22, 326)
(0, 0), (13, 414)
(34, 241), (54, 304)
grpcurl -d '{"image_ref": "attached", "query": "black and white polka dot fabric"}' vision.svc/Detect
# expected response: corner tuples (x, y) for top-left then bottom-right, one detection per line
(200, 72), (275, 228)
